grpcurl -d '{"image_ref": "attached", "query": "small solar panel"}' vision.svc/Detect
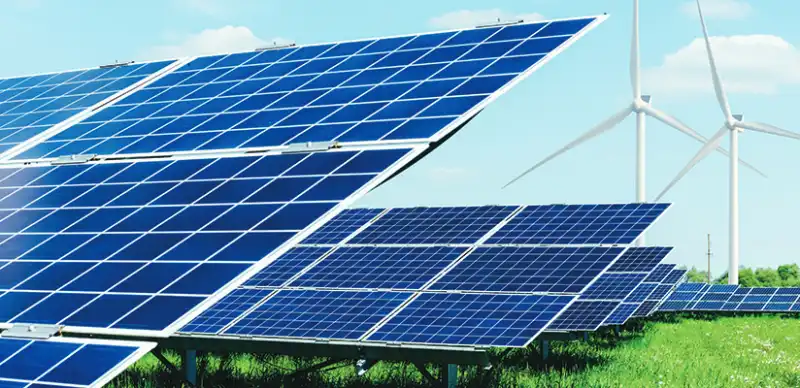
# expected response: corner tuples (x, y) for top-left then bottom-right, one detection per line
(180, 288), (274, 334)
(0, 337), (154, 388)
(603, 303), (640, 326)
(633, 300), (659, 316)
(242, 246), (334, 288)
(224, 289), (412, 340)
(625, 283), (659, 303)
(580, 273), (647, 300)
(544, 301), (618, 332)
(287, 246), (466, 289)
(486, 203), (668, 245)
(606, 247), (672, 272)
(644, 264), (676, 283)
(347, 206), (517, 245)
(429, 246), (624, 293)
(0, 61), (174, 157)
(648, 284), (675, 301)
(662, 269), (687, 284)
(367, 293), (575, 347)
(300, 208), (382, 245)
(16, 17), (602, 160)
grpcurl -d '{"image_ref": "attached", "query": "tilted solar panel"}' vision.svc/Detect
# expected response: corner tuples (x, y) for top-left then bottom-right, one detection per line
(486, 203), (669, 245)
(644, 264), (676, 283)
(13, 17), (604, 161)
(0, 61), (176, 159)
(544, 301), (618, 332)
(0, 145), (423, 336)
(601, 303), (640, 326)
(0, 336), (154, 388)
(300, 207), (382, 245)
(607, 247), (673, 272)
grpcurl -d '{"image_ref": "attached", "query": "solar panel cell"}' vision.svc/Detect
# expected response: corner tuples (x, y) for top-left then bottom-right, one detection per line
(545, 301), (618, 332)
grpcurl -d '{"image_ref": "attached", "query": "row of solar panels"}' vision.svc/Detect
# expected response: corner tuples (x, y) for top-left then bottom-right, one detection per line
(0, 16), (610, 388)
(659, 283), (800, 312)
(178, 205), (682, 348)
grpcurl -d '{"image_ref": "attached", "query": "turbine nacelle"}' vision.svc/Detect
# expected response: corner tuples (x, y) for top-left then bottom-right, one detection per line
(632, 95), (652, 112)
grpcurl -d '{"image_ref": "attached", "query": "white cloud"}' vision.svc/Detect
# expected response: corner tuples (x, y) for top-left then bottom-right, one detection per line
(143, 26), (290, 60)
(427, 166), (469, 182)
(643, 35), (800, 95)
(429, 9), (545, 30)
(681, 0), (752, 20)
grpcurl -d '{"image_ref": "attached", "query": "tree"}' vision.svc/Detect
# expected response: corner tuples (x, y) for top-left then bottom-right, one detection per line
(778, 264), (800, 285)
(685, 267), (709, 283)
(737, 268), (760, 287)
(754, 268), (781, 286)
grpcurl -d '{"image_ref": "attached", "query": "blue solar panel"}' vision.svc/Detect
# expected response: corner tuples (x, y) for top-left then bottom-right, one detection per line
(648, 284), (675, 301)
(346, 206), (517, 245)
(643, 264), (675, 283)
(429, 246), (624, 293)
(607, 247), (672, 272)
(633, 300), (659, 316)
(300, 208), (382, 245)
(544, 301), (618, 332)
(486, 203), (668, 245)
(662, 269), (687, 284)
(603, 303), (640, 325)
(625, 283), (659, 303)
(367, 293), (575, 347)
(580, 273), (647, 300)
(287, 246), (466, 289)
(0, 337), (153, 388)
(241, 246), (333, 288)
(223, 289), (412, 340)
(180, 288), (274, 334)
(0, 61), (175, 158)
(15, 18), (601, 160)
(0, 146), (418, 333)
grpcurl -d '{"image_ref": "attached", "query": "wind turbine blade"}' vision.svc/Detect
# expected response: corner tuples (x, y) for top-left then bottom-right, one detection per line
(739, 121), (800, 141)
(503, 106), (632, 189)
(655, 126), (729, 201)
(696, 0), (733, 120)
(643, 105), (766, 178)
(631, 0), (641, 98)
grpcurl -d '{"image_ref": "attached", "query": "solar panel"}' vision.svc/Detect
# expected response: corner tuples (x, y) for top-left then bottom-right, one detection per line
(603, 303), (640, 325)
(225, 289), (412, 340)
(286, 246), (467, 289)
(607, 247), (672, 272)
(643, 264), (675, 283)
(486, 203), (669, 245)
(428, 246), (625, 293)
(544, 301), (618, 332)
(633, 300), (659, 316)
(347, 206), (517, 245)
(624, 283), (659, 303)
(0, 336), (153, 388)
(300, 208), (382, 245)
(181, 288), (274, 334)
(662, 269), (687, 284)
(0, 145), (422, 335)
(13, 17), (603, 161)
(366, 293), (575, 347)
(579, 273), (647, 300)
(0, 61), (176, 158)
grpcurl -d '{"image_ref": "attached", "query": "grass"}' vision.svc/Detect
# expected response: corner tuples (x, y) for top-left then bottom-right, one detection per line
(109, 315), (800, 387)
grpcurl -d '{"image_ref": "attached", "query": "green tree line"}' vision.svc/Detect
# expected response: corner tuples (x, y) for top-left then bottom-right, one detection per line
(685, 264), (800, 287)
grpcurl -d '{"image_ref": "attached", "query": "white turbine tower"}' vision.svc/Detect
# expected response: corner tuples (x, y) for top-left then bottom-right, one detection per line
(503, 0), (762, 246)
(655, 0), (800, 284)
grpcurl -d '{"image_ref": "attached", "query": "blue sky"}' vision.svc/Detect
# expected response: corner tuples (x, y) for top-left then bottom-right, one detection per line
(2, 0), (799, 275)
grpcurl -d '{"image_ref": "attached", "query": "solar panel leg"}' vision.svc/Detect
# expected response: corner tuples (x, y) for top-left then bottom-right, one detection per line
(440, 364), (458, 388)
(540, 339), (550, 361)
(614, 326), (620, 336)
(583, 332), (589, 342)
(183, 350), (197, 386)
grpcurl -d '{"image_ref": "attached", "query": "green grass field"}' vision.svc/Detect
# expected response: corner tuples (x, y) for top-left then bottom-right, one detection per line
(110, 315), (800, 387)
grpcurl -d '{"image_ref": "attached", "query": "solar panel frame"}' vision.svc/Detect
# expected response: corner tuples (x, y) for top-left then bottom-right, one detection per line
(9, 15), (608, 163)
(0, 336), (154, 388)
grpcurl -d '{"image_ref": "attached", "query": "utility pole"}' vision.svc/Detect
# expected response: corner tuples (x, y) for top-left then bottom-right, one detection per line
(707, 234), (712, 283)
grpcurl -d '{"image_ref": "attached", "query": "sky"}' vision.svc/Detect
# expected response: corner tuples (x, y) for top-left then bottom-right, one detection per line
(1, 0), (799, 275)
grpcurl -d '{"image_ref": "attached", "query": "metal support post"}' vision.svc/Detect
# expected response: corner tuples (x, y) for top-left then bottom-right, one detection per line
(183, 350), (197, 386)
(540, 339), (550, 361)
(441, 364), (457, 388)
(583, 332), (589, 342)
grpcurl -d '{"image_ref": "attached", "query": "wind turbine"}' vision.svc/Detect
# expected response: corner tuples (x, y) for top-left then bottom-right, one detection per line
(655, 0), (800, 284)
(502, 0), (763, 246)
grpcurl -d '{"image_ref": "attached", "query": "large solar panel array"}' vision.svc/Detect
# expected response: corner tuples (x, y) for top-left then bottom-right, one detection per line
(11, 18), (601, 162)
(0, 15), (613, 386)
(0, 61), (176, 158)
(544, 247), (672, 331)
(0, 145), (422, 335)
(658, 284), (800, 312)
(0, 336), (153, 388)
(182, 202), (668, 346)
